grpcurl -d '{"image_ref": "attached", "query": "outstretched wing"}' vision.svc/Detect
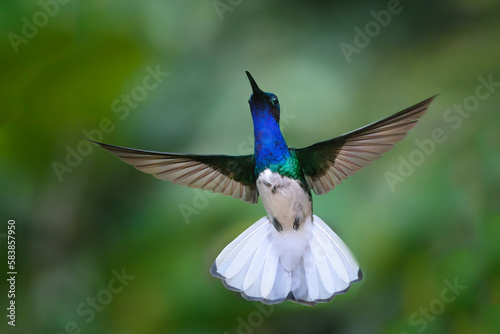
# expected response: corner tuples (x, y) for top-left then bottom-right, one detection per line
(293, 96), (436, 195)
(92, 141), (258, 203)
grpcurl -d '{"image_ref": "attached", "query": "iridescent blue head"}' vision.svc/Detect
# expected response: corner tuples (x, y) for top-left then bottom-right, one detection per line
(245, 71), (290, 174)
(246, 71), (281, 122)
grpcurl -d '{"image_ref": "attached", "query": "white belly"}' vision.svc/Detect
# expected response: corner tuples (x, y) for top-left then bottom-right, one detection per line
(256, 169), (312, 231)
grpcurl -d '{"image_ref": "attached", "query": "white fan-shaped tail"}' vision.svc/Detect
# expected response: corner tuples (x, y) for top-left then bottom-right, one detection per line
(210, 215), (362, 305)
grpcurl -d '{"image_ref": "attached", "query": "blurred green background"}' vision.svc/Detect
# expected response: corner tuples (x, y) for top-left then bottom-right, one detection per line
(1, 0), (499, 333)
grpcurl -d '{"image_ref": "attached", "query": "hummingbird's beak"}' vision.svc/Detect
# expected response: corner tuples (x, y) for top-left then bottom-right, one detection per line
(246, 71), (266, 100)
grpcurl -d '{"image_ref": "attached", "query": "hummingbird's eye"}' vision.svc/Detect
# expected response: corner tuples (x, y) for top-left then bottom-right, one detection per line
(271, 97), (279, 107)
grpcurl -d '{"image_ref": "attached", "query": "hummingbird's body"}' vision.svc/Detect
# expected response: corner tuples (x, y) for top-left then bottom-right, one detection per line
(249, 80), (311, 232)
(93, 72), (435, 305)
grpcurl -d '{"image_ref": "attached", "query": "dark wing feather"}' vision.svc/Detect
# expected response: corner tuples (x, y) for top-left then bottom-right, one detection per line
(293, 96), (436, 195)
(92, 141), (258, 203)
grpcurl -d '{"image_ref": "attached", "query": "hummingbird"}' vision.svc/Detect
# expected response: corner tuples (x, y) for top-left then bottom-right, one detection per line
(92, 72), (435, 306)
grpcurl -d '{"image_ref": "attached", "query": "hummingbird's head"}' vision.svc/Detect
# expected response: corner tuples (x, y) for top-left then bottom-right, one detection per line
(246, 71), (280, 122)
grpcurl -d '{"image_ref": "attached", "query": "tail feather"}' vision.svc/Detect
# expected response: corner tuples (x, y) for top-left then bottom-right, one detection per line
(214, 217), (268, 275)
(223, 223), (269, 279)
(243, 238), (272, 290)
(211, 215), (362, 305)
(313, 217), (360, 282)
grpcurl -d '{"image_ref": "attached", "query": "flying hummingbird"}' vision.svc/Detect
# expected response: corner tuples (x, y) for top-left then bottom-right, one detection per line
(92, 72), (435, 306)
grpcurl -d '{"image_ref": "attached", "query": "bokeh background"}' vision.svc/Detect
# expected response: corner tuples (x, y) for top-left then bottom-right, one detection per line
(1, 0), (499, 333)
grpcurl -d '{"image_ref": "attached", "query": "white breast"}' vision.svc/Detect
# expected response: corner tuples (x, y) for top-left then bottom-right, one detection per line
(256, 169), (312, 230)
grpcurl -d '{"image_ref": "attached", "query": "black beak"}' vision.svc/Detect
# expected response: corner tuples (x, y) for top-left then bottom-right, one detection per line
(246, 71), (266, 100)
